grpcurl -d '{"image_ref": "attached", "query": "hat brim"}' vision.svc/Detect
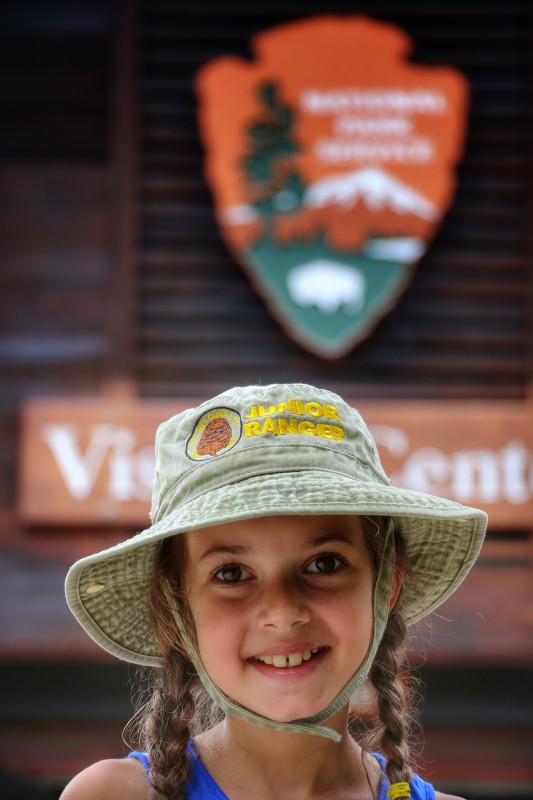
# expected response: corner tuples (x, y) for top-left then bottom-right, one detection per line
(65, 469), (487, 666)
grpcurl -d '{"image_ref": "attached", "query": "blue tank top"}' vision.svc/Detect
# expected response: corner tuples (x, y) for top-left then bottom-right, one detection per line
(128, 742), (435, 799)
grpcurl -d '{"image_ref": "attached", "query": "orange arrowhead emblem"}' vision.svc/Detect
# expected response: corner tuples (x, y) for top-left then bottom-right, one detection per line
(196, 15), (468, 358)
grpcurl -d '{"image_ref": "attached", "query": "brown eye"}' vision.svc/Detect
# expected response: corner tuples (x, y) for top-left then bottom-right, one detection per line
(214, 564), (251, 583)
(307, 554), (344, 574)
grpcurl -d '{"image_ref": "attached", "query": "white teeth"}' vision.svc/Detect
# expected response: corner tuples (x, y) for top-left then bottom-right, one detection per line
(256, 649), (320, 668)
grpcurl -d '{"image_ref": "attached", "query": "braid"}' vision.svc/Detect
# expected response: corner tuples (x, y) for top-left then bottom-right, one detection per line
(133, 535), (220, 800)
(359, 517), (416, 787)
(145, 649), (196, 799)
(366, 605), (413, 786)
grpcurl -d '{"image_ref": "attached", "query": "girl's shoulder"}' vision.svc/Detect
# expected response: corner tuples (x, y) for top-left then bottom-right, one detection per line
(59, 757), (149, 800)
(371, 754), (452, 800)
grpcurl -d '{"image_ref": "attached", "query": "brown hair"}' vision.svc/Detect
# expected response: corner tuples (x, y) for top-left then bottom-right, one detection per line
(138, 535), (220, 799)
(132, 517), (417, 798)
(361, 516), (415, 786)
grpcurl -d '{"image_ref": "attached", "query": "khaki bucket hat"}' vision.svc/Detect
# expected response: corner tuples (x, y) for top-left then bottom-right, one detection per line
(65, 383), (487, 739)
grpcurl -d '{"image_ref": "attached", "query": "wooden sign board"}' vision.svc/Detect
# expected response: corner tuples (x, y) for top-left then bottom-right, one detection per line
(18, 397), (533, 530)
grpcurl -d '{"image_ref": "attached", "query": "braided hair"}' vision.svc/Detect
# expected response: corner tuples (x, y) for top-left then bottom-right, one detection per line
(140, 535), (221, 799)
(361, 516), (416, 786)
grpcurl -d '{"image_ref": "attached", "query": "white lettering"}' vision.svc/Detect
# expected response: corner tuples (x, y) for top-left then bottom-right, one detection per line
(369, 425), (409, 457)
(108, 428), (137, 501)
(402, 447), (450, 494)
(501, 442), (529, 504)
(300, 89), (447, 115)
(376, 436), (532, 505)
(333, 116), (413, 137)
(43, 424), (115, 500)
(43, 423), (154, 502)
(43, 422), (532, 510)
(452, 449), (499, 503)
(315, 137), (434, 165)
(134, 445), (156, 501)
(369, 424), (409, 486)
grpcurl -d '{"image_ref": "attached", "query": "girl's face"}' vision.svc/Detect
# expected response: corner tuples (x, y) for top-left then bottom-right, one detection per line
(184, 514), (374, 723)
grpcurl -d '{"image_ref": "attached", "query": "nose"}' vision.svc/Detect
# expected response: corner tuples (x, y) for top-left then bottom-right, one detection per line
(256, 577), (311, 631)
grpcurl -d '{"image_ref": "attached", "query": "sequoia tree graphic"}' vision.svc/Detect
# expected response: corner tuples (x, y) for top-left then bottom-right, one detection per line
(242, 81), (306, 229)
(197, 418), (233, 456)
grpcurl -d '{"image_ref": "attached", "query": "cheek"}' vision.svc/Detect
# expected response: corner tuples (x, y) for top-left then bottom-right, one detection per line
(193, 599), (243, 663)
(334, 584), (374, 645)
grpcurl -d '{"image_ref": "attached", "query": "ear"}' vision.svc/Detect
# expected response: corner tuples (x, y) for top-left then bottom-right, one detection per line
(389, 567), (404, 612)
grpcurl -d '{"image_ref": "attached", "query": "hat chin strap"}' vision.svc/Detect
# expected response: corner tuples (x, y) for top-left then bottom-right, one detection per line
(171, 521), (395, 743)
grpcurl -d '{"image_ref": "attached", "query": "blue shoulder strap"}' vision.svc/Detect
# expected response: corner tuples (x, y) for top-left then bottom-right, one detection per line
(372, 753), (435, 800)
(127, 744), (228, 798)
(128, 750), (152, 783)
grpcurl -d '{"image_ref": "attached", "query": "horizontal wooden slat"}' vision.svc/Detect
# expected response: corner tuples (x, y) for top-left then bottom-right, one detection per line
(139, 381), (530, 402)
(0, 30), (111, 159)
(0, 722), (127, 784)
(419, 727), (533, 786)
(409, 571), (533, 665)
(137, 250), (525, 274)
(2, 721), (531, 789)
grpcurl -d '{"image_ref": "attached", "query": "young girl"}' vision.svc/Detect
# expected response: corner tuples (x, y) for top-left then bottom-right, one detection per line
(61, 382), (487, 800)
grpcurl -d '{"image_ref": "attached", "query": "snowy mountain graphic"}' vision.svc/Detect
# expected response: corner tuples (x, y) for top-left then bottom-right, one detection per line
(303, 166), (438, 221)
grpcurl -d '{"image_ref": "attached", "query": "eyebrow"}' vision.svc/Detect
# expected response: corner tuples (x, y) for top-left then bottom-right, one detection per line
(199, 533), (357, 562)
(302, 533), (358, 550)
(199, 544), (250, 562)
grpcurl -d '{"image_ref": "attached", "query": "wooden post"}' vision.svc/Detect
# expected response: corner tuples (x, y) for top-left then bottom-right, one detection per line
(104, 0), (139, 398)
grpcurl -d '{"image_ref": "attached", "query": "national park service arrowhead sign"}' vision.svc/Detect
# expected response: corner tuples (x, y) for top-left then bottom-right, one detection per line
(196, 15), (468, 358)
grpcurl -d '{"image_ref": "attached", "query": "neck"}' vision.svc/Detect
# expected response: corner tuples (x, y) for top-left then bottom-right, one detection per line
(195, 709), (378, 799)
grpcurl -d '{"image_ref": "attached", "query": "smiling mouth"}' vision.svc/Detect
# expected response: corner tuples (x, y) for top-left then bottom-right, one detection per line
(253, 647), (324, 669)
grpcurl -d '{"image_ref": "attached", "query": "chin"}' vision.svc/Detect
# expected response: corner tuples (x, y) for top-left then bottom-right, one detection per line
(255, 700), (326, 723)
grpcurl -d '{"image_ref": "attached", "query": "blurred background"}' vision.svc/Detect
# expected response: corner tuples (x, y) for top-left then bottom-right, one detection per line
(0, 1), (532, 797)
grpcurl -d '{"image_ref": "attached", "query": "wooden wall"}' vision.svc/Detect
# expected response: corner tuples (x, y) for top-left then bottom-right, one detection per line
(0, 1), (531, 796)
(135, 1), (531, 400)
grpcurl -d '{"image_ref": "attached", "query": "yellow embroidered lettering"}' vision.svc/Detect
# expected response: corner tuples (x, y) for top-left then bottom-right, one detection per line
(317, 424), (334, 439)
(298, 421), (317, 435)
(247, 405), (278, 419)
(305, 401), (323, 418)
(323, 404), (340, 421)
(296, 400), (305, 415)
(261, 418), (279, 435)
(244, 422), (261, 436)
(278, 399), (299, 414)
(278, 418), (299, 435)
(315, 424), (344, 440)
